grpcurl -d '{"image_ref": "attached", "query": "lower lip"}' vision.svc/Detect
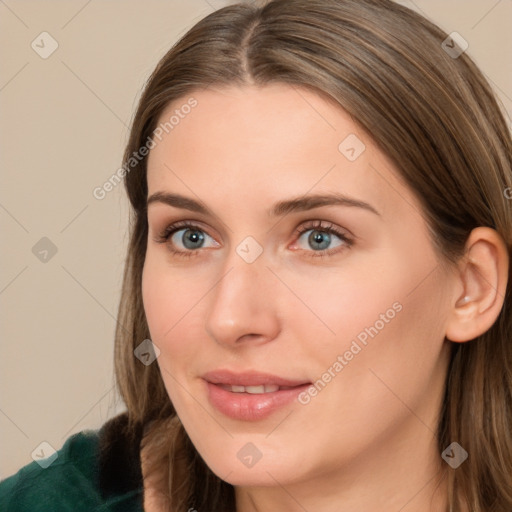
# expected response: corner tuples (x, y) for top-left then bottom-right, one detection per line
(204, 381), (311, 421)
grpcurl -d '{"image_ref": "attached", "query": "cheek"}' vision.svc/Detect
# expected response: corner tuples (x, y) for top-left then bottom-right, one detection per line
(299, 262), (450, 425)
(287, 246), (450, 408)
(300, 239), (448, 362)
(142, 257), (176, 346)
(141, 253), (210, 370)
(275, 256), (407, 363)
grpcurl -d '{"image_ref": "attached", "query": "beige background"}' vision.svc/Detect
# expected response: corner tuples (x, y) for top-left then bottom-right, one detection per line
(1, 0), (510, 479)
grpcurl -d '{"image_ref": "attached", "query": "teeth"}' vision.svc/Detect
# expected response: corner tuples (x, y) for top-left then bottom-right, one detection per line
(221, 384), (281, 394)
(247, 385), (265, 394)
(246, 385), (278, 394)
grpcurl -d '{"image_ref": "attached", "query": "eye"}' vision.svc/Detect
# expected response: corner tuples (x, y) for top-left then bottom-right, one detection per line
(292, 220), (353, 258)
(153, 219), (353, 259)
(153, 221), (219, 258)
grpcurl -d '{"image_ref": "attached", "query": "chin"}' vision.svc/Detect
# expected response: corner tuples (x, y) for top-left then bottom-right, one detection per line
(212, 464), (287, 487)
(200, 446), (304, 487)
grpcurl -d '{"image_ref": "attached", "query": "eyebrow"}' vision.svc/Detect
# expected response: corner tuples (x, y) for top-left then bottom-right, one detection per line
(146, 191), (380, 217)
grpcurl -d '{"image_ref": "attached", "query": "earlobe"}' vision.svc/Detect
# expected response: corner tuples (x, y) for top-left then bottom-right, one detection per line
(445, 227), (509, 343)
(455, 295), (471, 306)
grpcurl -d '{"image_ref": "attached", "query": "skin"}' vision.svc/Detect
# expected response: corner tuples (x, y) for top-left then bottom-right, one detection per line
(141, 83), (508, 512)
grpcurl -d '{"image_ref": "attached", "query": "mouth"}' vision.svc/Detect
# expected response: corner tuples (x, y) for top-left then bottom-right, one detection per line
(202, 369), (312, 421)
(202, 369), (310, 388)
(217, 384), (297, 394)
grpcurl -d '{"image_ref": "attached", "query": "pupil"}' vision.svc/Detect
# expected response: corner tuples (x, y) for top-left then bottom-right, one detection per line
(310, 230), (330, 250)
(184, 230), (204, 248)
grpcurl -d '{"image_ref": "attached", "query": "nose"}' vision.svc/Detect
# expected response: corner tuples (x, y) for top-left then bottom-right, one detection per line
(204, 246), (281, 348)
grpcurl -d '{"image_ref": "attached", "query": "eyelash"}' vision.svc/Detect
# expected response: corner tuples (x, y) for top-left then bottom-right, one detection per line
(153, 220), (354, 259)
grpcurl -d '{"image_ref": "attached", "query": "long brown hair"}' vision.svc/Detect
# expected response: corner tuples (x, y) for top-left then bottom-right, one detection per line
(114, 1), (512, 510)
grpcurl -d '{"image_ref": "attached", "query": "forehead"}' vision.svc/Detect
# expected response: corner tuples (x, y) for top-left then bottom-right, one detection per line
(145, 84), (416, 221)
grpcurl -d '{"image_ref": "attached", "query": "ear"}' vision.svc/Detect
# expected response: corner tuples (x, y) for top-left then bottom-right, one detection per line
(445, 227), (509, 343)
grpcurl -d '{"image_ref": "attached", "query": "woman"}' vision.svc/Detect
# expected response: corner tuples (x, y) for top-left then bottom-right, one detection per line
(1, 0), (511, 511)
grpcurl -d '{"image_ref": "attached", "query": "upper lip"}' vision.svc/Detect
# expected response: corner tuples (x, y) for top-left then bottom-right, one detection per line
(203, 369), (311, 387)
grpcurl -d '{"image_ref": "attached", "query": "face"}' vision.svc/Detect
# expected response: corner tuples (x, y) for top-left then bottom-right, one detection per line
(142, 84), (455, 491)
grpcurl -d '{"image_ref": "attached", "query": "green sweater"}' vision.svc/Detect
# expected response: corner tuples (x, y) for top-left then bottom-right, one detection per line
(0, 414), (144, 511)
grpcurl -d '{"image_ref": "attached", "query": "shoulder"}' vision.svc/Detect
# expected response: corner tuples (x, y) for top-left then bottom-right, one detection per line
(0, 412), (144, 512)
(0, 428), (101, 511)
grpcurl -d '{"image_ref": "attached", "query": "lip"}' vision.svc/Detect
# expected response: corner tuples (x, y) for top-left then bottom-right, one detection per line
(202, 369), (310, 387)
(202, 369), (312, 421)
